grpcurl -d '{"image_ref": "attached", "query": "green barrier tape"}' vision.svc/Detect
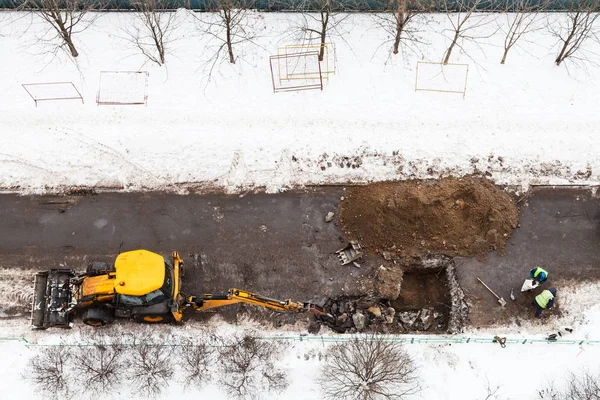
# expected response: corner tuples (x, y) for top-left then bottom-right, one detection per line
(1, 335), (599, 346)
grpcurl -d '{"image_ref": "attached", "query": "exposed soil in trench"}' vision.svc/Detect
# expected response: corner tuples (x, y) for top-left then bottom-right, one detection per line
(339, 177), (520, 261)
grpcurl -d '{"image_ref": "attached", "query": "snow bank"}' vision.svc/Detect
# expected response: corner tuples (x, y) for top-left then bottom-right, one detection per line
(0, 11), (598, 194)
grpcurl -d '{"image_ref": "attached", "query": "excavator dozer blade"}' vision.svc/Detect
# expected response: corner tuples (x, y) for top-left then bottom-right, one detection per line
(31, 269), (76, 329)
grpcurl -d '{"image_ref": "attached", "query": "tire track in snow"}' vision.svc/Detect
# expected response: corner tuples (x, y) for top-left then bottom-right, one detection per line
(59, 127), (166, 188)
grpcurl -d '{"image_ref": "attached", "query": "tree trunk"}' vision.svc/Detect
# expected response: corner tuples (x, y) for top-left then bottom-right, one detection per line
(55, 19), (79, 57)
(62, 32), (79, 57)
(319, 29), (326, 61)
(225, 11), (235, 64)
(555, 40), (569, 66)
(443, 32), (459, 65)
(319, 12), (329, 62)
(393, 0), (406, 55)
(159, 44), (165, 64)
(500, 47), (509, 64)
(393, 18), (404, 55)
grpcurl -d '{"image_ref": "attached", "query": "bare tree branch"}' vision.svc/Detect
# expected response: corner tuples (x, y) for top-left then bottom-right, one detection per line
(190, 0), (265, 85)
(370, 0), (434, 60)
(482, 376), (503, 400)
(216, 333), (288, 399)
(21, 0), (104, 58)
(127, 335), (174, 398)
(541, 370), (600, 399)
(287, 0), (353, 61)
(499, 0), (548, 64)
(25, 346), (74, 400)
(72, 333), (126, 396)
(440, 0), (499, 64)
(320, 335), (421, 400)
(548, 0), (600, 66)
(123, 0), (179, 66)
(177, 336), (215, 390)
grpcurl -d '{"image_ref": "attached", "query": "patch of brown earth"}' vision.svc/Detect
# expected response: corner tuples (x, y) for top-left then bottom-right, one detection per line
(339, 177), (519, 261)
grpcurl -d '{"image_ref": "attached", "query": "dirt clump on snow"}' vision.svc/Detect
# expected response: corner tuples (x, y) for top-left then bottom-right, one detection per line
(339, 177), (519, 261)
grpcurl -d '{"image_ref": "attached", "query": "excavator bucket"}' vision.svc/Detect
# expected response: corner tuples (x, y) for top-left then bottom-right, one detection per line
(336, 241), (364, 265)
(31, 269), (76, 329)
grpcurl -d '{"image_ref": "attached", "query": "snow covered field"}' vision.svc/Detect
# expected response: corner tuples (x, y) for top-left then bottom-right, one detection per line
(0, 11), (599, 194)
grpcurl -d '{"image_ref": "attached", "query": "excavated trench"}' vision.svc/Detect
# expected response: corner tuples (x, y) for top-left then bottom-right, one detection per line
(315, 255), (468, 334)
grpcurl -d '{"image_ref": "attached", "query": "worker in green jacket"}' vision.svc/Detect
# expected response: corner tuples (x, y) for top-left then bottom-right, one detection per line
(529, 267), (549, 285)
(532, 288), (556, 318)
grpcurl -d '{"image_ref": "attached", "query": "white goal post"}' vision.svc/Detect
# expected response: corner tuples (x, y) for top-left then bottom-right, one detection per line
(415, 62), (469, 99)
(96, 71), (149, 105)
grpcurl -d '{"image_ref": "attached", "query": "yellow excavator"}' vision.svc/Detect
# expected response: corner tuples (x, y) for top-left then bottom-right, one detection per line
(31, 249), (328, 328)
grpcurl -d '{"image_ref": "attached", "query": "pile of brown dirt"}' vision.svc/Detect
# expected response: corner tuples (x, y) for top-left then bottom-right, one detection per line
(339, 177), (519, 260)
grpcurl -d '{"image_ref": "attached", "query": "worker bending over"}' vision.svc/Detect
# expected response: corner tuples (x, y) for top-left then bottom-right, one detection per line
(530, 267), (548, 285)
(532, 288), (557, 318)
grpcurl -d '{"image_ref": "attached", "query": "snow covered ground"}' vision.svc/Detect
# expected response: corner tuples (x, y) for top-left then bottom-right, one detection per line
(1, 281), (600, 399)
(0, 11), (599, 194)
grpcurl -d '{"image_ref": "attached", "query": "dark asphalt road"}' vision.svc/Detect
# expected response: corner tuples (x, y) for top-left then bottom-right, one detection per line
(457, 186), (600, 326)
(0, 186), (598, 328)
(0, 188), (379, 311)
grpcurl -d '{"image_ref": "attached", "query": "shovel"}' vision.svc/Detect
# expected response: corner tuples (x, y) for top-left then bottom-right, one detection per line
(477, 277), (507, 307)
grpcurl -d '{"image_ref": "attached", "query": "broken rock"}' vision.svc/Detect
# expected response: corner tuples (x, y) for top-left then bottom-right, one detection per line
(419, 308), (434, 331)
(384, 307), (395, 324)
(367, 306), (382, 318)
(352, 311), (367, 331)
(398, 311), (418, 327)
(325, 212), (335, 223)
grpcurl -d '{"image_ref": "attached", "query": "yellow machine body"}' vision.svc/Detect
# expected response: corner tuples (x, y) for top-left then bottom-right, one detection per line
(114, 250), (165, 296)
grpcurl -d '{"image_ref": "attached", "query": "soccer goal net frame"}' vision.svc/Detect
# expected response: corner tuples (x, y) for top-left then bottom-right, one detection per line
(22, 82), (84, 107)
(96, 71), (149, 105)
(415, 62), (469, 99)
(269, 51), (323, 93)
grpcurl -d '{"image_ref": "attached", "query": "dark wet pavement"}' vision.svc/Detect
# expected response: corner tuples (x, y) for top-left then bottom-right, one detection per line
(457, 186), (600, 326)
(0, 185), (598, 328)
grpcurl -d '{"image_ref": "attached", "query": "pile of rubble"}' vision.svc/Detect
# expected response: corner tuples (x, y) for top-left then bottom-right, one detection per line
(320, 297), (448, 334)
(315, 255), (468, 334)
(397, 308), (446, 331)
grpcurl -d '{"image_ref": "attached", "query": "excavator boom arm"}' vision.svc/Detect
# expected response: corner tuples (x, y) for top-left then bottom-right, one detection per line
(186, 288), (328, 316)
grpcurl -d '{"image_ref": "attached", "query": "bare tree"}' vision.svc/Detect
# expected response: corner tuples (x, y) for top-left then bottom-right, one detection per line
(500, 0), (548, 64)
(441, 0), (498, 64)
(72, 334), (126, 396)
(543, 370), (600, 400)
(549, 0), (600, 66)
(177, 337), (214, 390)
(192, 0), (265, 84)
(371, 0), (433, 58)
(482, 376), (503, 400)
(127, 338), (174, 398)
(26, 346), (73, 400)
(23, 0), (102, 58)
(320, 336), (421, 400)
(289, 0), (352, 61)
(216, 334), (288, 399)
(125, 0), (178, 66)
